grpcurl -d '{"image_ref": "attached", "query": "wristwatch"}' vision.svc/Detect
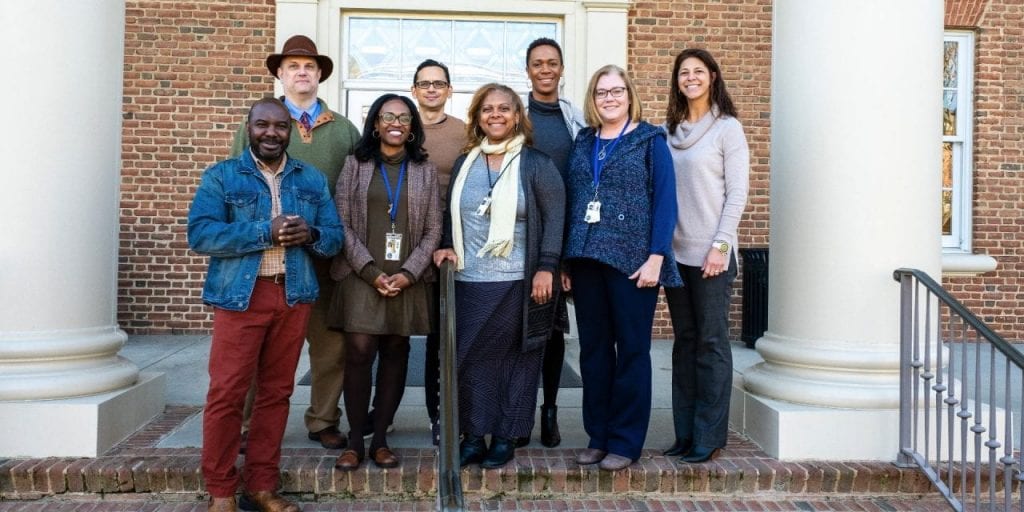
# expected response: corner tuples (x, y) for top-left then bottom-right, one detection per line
(712, 240), (730, 255)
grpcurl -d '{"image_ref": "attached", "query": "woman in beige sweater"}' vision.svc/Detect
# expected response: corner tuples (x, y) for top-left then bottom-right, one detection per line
(663, 48), (750, 464)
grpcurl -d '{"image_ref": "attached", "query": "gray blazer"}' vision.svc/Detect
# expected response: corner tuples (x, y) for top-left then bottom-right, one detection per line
(330, 155), (442, 283)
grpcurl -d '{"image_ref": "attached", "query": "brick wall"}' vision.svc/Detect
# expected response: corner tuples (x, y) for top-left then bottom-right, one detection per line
(118, 0), (1023, 343)
(942, 0), (1024, 339)
(119, 1), (275, 333)
(629, 0), (773, 340)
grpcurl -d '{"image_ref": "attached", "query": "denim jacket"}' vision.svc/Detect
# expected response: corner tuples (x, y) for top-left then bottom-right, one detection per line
(187, 150), (344, 311)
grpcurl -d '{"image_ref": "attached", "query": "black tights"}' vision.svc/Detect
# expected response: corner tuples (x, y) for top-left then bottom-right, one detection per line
(541, 329), (565, 407)
(343, 333), (410, 456)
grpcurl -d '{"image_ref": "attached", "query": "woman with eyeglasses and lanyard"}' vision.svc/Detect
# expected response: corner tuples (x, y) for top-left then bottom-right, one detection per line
(662, 49), (749, 464)
(562, 65), (682, 471)
(329, 94), (441, 470)
(433, 83), (565, 469)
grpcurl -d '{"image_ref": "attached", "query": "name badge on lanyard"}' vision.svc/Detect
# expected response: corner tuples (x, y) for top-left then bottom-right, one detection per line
(586, 120), (630, 224)
(380, 161), (406, 261)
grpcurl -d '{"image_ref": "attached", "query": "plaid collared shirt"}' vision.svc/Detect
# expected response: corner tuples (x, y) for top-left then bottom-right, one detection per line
(252, 149), (288, 277)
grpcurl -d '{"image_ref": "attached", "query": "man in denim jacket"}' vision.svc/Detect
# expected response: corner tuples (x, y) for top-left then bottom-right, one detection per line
(188, 98), (343, 512)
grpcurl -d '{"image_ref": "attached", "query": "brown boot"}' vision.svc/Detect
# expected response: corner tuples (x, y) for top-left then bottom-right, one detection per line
(239, 490), (299, 512)
(208, 496), (238, 512)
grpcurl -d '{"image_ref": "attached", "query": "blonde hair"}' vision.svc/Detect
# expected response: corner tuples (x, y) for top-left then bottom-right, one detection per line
(462, 83), (534, 153)
(582, 64), (643, 128)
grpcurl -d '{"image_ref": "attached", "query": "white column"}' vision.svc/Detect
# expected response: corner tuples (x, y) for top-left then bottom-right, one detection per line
(0, 0), (163, 457)
(733, 0), (943, 460)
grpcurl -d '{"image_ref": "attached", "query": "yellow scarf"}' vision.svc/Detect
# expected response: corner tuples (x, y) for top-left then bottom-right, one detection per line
(449, 134), (525, 271)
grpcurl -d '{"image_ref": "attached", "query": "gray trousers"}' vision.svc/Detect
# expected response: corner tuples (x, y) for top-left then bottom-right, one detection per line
(664, 257), (737, 449)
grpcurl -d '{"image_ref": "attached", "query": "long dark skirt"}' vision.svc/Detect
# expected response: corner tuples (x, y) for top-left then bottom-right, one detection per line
(455, 279), (542, 439)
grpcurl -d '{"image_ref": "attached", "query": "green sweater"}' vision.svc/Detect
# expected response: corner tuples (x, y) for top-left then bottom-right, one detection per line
(230, 98), (360, 196)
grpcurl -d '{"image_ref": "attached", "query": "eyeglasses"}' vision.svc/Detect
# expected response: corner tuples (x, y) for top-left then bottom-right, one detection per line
(594, 87), (627, 100)
(379, 112), (413, 126)
(414, 80), (449, 90)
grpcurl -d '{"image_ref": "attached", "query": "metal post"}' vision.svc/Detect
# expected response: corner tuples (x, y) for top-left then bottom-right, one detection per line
(436, 261), (464, 511)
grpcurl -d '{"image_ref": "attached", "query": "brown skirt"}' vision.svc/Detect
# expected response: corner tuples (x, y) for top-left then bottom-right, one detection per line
(327, 273), (435, 335)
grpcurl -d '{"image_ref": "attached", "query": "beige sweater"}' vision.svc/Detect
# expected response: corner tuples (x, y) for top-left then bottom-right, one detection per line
(666, 111), (750, 269)
(422, 115), (468, 204)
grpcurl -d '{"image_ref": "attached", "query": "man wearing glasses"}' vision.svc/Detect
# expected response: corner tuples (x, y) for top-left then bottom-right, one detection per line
(230, 35), (360, 454)
(410, 59), (467, 444)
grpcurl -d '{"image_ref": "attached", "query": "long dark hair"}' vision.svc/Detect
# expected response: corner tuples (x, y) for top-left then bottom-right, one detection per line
(666, 48), (738, 133)
(354, 94), (428, 163)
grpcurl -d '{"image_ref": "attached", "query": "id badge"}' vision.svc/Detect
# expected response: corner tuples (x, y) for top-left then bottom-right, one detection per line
(584, 201), (602, 223)
(385, 232), (403, 261)
(476, 196), (492, 216)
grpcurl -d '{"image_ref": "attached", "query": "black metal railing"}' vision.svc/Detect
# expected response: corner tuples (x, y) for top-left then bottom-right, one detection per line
(894, 268), (1023, 511)
(436, 260), (464, 511)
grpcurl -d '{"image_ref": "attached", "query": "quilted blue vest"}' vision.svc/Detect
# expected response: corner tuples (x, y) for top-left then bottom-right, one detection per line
(564, 121), (683, 287)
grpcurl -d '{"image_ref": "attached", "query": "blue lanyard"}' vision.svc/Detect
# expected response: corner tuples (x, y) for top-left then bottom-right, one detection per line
(590, 120), (630, 189)
(379, 160), (407, 228)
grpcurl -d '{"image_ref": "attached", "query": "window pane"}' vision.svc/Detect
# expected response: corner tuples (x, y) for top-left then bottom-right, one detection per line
(348, 18), (401, 80)
(944, 90), (957, 136)
(943, 41), (958, 88)
(402, 19), (452, 78)
(454, 20), (506, 83)
(942, 142), (953, 236)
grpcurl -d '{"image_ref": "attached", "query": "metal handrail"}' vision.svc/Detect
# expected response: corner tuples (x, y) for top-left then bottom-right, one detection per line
(436, 260), (464, 511)
(894, 268), (1024, 368)
(893, 268), (1023, 511)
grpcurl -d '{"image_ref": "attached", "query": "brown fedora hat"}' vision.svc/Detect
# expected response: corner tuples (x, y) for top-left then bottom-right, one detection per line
(266, 35), (334, 82)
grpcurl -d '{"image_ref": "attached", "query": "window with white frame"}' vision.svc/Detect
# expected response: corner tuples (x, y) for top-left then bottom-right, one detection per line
(942, 32), (974, 252)
(341, 14), (560, 128)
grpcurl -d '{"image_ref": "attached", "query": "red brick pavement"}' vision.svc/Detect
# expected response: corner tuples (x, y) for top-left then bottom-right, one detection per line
(0, 406), (1009, 509)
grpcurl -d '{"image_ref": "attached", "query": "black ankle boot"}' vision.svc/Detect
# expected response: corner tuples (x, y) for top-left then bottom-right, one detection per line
(481, 436), (516, 468)
(459, 434), (487, 467)
(540, 405), (561, 447)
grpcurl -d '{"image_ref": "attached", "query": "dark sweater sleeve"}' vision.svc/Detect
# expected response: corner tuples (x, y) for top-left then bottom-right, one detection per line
(439, 155), (465, 250)
(649, 135), (677, 257)
(529, 151), (566, 272)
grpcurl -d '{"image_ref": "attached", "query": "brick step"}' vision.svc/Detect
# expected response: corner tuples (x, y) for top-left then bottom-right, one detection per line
(0, 448), (946, 500)
(0, 495), (960, 511)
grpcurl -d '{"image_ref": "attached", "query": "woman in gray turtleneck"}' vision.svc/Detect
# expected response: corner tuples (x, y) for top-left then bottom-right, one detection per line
(663, 49), (750, 464)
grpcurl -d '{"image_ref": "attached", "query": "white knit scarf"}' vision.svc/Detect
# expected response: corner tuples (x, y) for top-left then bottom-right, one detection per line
(449, 134), (524, 271)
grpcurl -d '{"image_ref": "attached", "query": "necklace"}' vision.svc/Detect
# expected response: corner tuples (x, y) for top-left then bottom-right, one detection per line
(597, 139), (613, 161)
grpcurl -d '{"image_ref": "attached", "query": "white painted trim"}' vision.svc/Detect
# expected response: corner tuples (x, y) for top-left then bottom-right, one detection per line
(941, 252), (997, 276)
(942, 31), (975, 252)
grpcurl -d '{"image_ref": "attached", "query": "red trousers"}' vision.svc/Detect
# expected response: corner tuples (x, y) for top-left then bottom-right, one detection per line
(201, 280), (311, 497)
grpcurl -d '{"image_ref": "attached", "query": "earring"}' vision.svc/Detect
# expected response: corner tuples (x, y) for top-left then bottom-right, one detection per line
(407, 132), (416, 142)
(372, 129), (380, 138)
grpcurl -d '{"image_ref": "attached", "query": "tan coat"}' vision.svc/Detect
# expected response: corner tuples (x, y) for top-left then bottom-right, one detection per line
(330, 155), (442, 283)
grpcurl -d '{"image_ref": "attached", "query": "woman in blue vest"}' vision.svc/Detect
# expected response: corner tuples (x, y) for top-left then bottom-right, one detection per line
(562, 65), (682, 471)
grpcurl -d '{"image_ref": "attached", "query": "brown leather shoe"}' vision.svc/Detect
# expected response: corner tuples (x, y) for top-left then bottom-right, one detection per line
(208, 496), (238, 512)
(239, 490), (298, 512)
(307, 426), (347, 449)
(371, 446), (400, 469)
(334, 449), (362, 471)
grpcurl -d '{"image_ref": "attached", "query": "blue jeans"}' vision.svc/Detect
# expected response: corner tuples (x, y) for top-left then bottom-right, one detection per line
(664, 256), (737, 449)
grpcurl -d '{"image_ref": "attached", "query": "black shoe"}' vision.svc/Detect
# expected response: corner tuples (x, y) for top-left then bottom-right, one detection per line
(481, 436), (516, 469)
(514, 436), (529, 448)
(540, 404), (561, 447)
(663, 438), (693, 457)
(680, 445), (722, 464)
(459, 434), (487, 467)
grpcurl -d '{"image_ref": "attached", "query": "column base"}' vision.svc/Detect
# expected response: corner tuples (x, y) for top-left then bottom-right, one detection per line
(0, 371), (165, 457)
(731, 362), (1012, 462)
(730, 378), (899, 460)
